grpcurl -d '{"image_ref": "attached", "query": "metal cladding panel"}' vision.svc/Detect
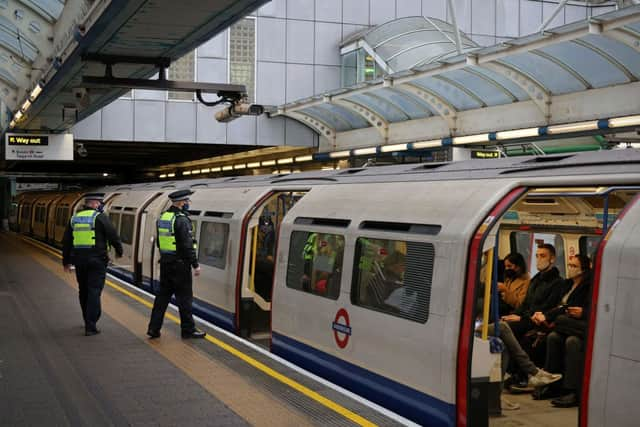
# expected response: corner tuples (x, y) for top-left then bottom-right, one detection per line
(134, 100), (165, 142)
(101, 99), (134, 141)
(166, 101), (197, 143)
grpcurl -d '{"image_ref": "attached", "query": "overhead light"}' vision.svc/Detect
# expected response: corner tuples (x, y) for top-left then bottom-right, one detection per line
(452, 134), (490, 145)
(14, 110), (23, 121)
(102, 173), (109, 177)
(295, 155), (313, 162)
(321, 166), (335, 171)
(279, 169), (291, 174)
(352, 147), (377, 156)
(293, 169), (301, 173)
(234, 163), (246, 170)
(182, 171), (192, 176)
(412, 139), (441, 149)
(380, 143), (408, 153)
(167, 173), (175, 178)
(547, 121), (599, 135)
(191, 169), (201, 175)
(159, 174), (167, 178)
(30, 83), (43, 100)
(261, 160), (276, 166)
(201, 168), (210, 173)
(608, 115), (640, 128)
(496, 127), (539, 140)
(277, 157), (293, 165)
(21, 99), (31, 112)
(247, 162), (261, 168)
(210, 167), (221, 172)
(222, 165), (233, 171)
(328, 150), (350, 159)
(9, 120), (15, 128)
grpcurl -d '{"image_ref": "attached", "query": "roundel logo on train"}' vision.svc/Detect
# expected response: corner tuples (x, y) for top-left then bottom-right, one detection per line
(332, 308), (352, 349)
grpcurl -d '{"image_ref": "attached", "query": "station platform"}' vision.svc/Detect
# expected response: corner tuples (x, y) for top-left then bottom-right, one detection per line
(0, 232), (409, 427)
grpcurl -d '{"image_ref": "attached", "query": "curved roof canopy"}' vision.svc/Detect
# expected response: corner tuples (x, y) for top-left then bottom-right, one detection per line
(275, 6), (640, 146)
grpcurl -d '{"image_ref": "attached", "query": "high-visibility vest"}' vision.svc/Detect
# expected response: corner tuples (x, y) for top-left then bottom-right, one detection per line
(71, 209), (100, 248)
(157, 211), (196, 254)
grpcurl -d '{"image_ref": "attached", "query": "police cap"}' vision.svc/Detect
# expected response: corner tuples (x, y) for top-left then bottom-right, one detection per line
(84, 192), (105, 202)
(168, 189), (194, 201)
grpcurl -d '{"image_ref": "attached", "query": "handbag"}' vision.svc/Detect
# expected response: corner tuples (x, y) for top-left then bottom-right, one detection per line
(554, 314), (587, 338)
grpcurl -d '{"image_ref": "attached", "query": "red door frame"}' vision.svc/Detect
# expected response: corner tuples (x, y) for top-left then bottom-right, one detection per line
(580, 193), (640, 427)
(456, 187), (526, 426)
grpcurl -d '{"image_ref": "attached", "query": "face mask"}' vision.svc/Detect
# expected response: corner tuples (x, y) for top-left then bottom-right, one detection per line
(182, 203), (190, 212)
(567, 266), (582, 279)
(97, 203), (105, 213)
(504, 269), (518, 280)
(536, 259), (551, 272)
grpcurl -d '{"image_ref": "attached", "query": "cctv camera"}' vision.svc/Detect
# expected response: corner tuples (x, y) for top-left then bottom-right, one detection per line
(214, 101), (264, 123)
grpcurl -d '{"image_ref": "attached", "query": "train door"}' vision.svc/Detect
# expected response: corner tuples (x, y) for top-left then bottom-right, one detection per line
(237, 190), (308, 342)
(461, 186), (640, 427)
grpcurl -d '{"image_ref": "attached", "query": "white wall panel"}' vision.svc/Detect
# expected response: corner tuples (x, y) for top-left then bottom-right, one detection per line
(73, 110), (101, 140)
(315, 22), (342, 66)
(102, 100), (133, 141)
(286, 20), (314, 64)
(285, 117), (316, 146)
(314, 65), (341, 94)
(258, 18), (286, 62)
(166, 102), (196, 143)
(542, 2), (565, 31)
(370, 0), (396, 26)
(257, 115), (285, 146)
(397, 0), (421, 18)
(423, 0), (447, 21)
(258, 0), (286, 18)
(565, 4), (587, 25)
(342, 23), (369, 42)
(316, 0), (342, 23)
(198, 30), (227, 58)
(520, 0), (542, 36)
(197, 58), (227, 83)
(472, 0), (495, 36)
(453, 0), (472, 33)
(228, 116), (257, 145)
(286, 63), (314, 102)
(287, 0), (315, 20)
(134, 101), (165, 142)
(343, 0), (369, 25)
(496, 0), (519, 38)
(196, 103), (227, 143)
(256, 62), (286, 105)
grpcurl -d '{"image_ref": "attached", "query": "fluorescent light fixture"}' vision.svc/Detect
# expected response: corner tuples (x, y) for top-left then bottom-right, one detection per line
(159, 174), (167, 178)
(293, 169), (301, 173)
(352, 147), (377, 156)
(261, 160), (276, 166)
(21, 99), (31, 112)
(321, 166), (335, 171)
(14, 110), (23, 121)
(496, 127), (539, 140)
(102, 173), (109, 177)
(277, 157), (293, 164)
(9, 120), (15, 128)
(210, 167), (221, 172)
(279, 169), (291, 174)
(30, 83), (43, 100)
(247, 162), (261, 168)
(167, 173), (176, 178)
(182, 171), (191, 176)
(222, 165), (233, 171)
(380, 143), (408, 153)
(547, 121), (599, 135)
(295, 155), (313, 162)
(452, 134), (489, 145)
(191, 169), (201, 175)
(412, 139), (441, 149)
(328, 150), (350, 159)
(201, 168), (210, 173)
(234, 163), (246, 170)
(608, 115), (640, 128)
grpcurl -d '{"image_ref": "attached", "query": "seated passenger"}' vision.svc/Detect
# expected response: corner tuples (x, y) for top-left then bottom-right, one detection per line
(538, 254), (593, 407)
(366, 252), (405, 308)
(497, 253), (531, 316)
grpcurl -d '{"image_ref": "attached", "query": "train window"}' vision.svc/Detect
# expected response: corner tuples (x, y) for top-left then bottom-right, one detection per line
(120, 214), (135, 245)
(579, 235), (601, 260)
(510, 231), (566, 278)
(60, 207), (70, 226)
(286, 231), (344, 300)
(198, 221), (229, 269)
(351, 238), (433, 323)
(109, 212), (121, 232)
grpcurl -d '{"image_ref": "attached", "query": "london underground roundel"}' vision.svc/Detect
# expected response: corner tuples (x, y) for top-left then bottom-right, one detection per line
(332, 308), (351, 348)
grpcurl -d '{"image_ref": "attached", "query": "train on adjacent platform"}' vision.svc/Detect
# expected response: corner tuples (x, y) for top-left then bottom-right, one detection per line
(11, 150), (640, 427)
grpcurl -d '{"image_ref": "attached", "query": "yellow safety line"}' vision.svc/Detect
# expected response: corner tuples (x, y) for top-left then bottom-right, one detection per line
(17, 235), (378, 427)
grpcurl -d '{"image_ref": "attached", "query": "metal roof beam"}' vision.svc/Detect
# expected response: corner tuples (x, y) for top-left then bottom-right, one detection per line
(393, 81), (458, 131)
(333, 98), (389, 141)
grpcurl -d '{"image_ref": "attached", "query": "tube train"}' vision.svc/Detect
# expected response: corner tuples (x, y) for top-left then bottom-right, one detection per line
(11, 150), (640, 427)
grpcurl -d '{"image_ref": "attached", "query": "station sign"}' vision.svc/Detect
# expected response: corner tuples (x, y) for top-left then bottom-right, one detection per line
(5, 133), (74, 161)
(471, 150), (501, 159)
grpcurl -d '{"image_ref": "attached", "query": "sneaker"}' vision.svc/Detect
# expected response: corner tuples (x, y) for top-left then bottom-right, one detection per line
(528, 369), (562, 388)
(501, 396), (520, 411)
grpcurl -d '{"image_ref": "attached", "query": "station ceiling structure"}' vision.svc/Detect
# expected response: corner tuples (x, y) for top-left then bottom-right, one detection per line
(273, 6), (640, 155)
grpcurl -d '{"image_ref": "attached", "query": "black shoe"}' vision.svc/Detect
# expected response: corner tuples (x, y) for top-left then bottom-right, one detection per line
(85, 329), (101, 336)
(147, 330), (161, 339)
(551, 393), (579, 408)
(181, 330), (206, 339)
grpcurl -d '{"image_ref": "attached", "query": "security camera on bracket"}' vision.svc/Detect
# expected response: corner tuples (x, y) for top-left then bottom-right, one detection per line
(215, 100), (264, 123)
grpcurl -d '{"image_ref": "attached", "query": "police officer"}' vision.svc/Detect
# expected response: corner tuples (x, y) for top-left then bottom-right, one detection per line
(147, 189), (205, 339)
(62, 192), (123, 336)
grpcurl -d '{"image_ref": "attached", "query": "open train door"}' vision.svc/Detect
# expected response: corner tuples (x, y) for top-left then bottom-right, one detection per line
(460, 186), (640, 427)
(236, 190), (308, 344)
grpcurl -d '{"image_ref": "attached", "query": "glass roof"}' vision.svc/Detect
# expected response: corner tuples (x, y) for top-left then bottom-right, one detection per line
(280, 7), (640, 136)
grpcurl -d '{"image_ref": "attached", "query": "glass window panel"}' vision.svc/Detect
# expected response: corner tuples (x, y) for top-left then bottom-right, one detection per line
(579, 35), (640, 80)
(168, 50), (195, 100)
(320, 103), (370, 128)
(372, 87), (432, 119)
(468, 66), (529, 101)
(351, 237), (433, 323)
(120, 214), (135, 245)
(303, 106), (353, 131)
(109, 212), (121, 232)
(341, 50), (357, 87)
(286, 231), (344, 300)
(230, 18), (256, 102)
(366, 17), (435, 47)
(412, 76), (483, 110)
(498, 54), (585, 95)
(389, 42), (458, 70)
(347, 93), (408, 122)
(579, 236), (601, 261)
(198, 222), (229, 269)
(538, 43), (628, 88)
(376, 30), (451, 60)
(440, 69), (513, 106)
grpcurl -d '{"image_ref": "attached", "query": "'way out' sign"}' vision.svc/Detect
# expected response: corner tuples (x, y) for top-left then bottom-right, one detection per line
(5, 133), (74, 161)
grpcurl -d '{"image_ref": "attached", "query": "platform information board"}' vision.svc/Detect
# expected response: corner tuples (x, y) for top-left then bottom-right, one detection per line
(5, 133), (74, 161)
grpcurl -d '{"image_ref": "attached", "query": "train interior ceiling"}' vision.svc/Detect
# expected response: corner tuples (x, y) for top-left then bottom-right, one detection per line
(474, 186), (640, 426)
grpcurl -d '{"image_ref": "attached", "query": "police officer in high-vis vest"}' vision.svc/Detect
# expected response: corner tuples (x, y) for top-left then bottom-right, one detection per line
(62, 192), (123, 336)
(147, 189), (205, 339)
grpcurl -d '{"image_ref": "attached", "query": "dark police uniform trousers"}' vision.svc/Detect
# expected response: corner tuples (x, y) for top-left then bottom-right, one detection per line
(75, 255), (108, 330)
(148, 259), (196, 332)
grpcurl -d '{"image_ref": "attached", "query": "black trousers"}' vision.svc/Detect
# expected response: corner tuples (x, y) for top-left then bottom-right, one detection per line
(75, 256), (107, 331)
(148, 261), (196, 333)
(545, 331), (585, 392)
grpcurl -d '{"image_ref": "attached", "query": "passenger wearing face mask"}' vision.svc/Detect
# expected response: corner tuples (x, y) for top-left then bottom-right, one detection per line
(497, 252), (531, 316)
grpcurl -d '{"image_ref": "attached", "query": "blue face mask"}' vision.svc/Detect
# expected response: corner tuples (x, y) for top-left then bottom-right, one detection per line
(97, 203), (105, 213)
(182, 203), (190, 212)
